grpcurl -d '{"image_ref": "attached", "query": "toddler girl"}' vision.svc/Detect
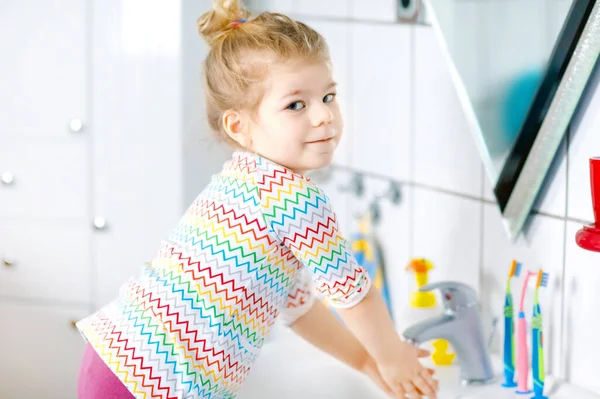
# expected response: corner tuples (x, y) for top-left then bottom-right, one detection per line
(76, 1), (439, 398)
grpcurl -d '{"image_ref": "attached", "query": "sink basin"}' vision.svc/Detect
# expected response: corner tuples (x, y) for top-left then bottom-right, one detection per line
(238, 324), (599, 399)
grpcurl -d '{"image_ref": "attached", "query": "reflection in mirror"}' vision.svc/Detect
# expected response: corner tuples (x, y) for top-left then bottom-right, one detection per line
(422, 0), (600, 238)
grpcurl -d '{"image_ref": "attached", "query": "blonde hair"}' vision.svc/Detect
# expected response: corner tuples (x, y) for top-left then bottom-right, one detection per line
(197, 0), (329, 144)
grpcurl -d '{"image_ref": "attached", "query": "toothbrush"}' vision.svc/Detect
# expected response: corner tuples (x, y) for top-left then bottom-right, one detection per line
(531, 270), (549, 399)
(502, 260), (521, 388)
(516, 270), (536, 394)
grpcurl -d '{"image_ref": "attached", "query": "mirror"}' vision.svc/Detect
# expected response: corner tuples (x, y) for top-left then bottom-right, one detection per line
(421, 0), (600, 238)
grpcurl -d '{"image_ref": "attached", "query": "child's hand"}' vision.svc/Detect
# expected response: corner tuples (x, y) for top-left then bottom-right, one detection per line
(360, 356), (394, 397)
(375, 343), (439, 398)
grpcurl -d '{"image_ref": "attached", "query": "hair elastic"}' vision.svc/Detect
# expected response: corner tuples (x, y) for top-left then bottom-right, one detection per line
(230, 19), (247, 28)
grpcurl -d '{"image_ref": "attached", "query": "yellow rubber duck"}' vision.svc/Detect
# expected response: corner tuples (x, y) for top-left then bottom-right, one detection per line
(431, 339), (455, 366)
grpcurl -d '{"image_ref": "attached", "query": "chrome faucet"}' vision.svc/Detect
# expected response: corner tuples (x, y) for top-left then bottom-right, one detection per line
(402, 281), (495, 385)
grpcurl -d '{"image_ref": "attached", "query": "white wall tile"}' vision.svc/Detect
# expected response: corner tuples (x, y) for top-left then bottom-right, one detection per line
(247, 0), (295, 14)
(568, 71), (600, 222)
(350, 24), (411, 180)
(351, 0), (396, 22)
(563, 221), (600, 392)
(481, 203), (565, 378)
(447, 1), (485, 104)
(364, 180), (411, 323)
(304, 20), (352, 166)
(297, 0), (350, 18)
(414, 26), (482, 197)
(312, 168), (352, 235)
(531, 137), (567, 217)
(412, 188), (482, 292)
(425, 0), (456, 49)
(484, 176), (496, 203)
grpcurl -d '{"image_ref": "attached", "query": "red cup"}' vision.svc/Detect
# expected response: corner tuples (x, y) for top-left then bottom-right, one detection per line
(591, 157), (600, 225)
(576, 157), (600, 252)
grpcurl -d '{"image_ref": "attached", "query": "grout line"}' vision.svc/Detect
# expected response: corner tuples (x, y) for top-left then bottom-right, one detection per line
(331, 163), (402, 181)
(559, 204), (569, 379)
(288, 13), (431, 27)
(409, 181), (485, 203)
(345, 6), (354, 232)
(407, 182), (486, 203)
(346, 19), (354, 176)
(330, 163), (594, 225)
(558, 128), (571, 379)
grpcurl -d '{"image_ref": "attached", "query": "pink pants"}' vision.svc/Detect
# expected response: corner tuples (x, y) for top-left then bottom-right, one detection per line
(78, 343), (135, 399)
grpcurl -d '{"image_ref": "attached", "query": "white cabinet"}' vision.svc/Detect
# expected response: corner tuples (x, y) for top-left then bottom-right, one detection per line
(0, 1), (185, 397)
(0, 138), (89, 219)
(0, 302), (88, 399)
(0, 220), (91, 303)
(0, 0), (87, 139)
(90, 0), (184, 307)
(0, 1), (91, 398)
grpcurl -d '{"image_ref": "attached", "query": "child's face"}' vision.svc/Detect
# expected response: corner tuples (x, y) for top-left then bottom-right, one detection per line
(247, 58), (342, 173)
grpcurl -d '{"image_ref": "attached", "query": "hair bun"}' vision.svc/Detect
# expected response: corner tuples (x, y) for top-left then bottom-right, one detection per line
(197, 0), (251, 46)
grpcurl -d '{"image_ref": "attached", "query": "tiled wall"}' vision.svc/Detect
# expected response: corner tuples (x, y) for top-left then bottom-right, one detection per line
(241, 0), (600, 393)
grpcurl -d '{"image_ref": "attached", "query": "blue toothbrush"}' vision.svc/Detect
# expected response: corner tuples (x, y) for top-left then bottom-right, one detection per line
(531, 270), (549, 399)
(502, 260), (521, 388)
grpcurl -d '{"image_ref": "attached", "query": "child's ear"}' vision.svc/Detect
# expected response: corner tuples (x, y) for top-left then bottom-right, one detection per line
(222, 109), (251, 147)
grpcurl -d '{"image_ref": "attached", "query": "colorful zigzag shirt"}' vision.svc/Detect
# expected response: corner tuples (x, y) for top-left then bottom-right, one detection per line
(76, 150), (371, 399)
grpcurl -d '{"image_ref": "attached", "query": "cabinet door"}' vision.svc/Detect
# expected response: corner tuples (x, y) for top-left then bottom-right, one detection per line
(0, 138), (88, 219)
(0, 0), (87, 139)
(0, 220), (91, 303)
(91, 0), (184, 306)
(0, 302), (88, 399)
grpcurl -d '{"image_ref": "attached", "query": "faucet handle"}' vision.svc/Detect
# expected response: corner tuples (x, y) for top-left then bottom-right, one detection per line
(420, 281), (478, 311)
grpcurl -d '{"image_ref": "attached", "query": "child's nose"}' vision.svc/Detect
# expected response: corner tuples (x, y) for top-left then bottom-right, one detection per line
(310, 103), (333, 127)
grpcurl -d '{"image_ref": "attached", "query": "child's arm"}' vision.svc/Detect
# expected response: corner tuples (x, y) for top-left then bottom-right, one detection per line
(262, 176), (438, 399)
(289, 298), (368, 372)
(278, 267), (382, 376)
(289, 299), (394, 397)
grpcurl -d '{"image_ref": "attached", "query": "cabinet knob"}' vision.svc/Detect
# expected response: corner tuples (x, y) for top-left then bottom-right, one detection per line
(69, 118), (84, 132)
(93, 216), (107, 230)
(71, 320), (78, 329)
(2, 256), (16, 267)
(1, 172), (14, 185)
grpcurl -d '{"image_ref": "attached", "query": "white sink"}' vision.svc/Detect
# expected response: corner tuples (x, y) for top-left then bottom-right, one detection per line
(238, 324), (598, 399)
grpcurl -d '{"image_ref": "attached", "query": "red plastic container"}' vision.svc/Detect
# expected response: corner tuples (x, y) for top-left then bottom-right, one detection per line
(576, 157), (600, 252)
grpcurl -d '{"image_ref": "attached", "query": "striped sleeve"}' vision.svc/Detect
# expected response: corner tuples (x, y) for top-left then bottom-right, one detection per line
(259, 170), (371, 309)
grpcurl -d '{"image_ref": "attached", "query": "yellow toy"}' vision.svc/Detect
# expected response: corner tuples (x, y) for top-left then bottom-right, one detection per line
(404, 258), (455, 366)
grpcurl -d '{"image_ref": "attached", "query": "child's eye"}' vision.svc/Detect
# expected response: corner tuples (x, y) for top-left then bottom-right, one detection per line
(323, 93), (336, 103)
(287, 101), (305, 111)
